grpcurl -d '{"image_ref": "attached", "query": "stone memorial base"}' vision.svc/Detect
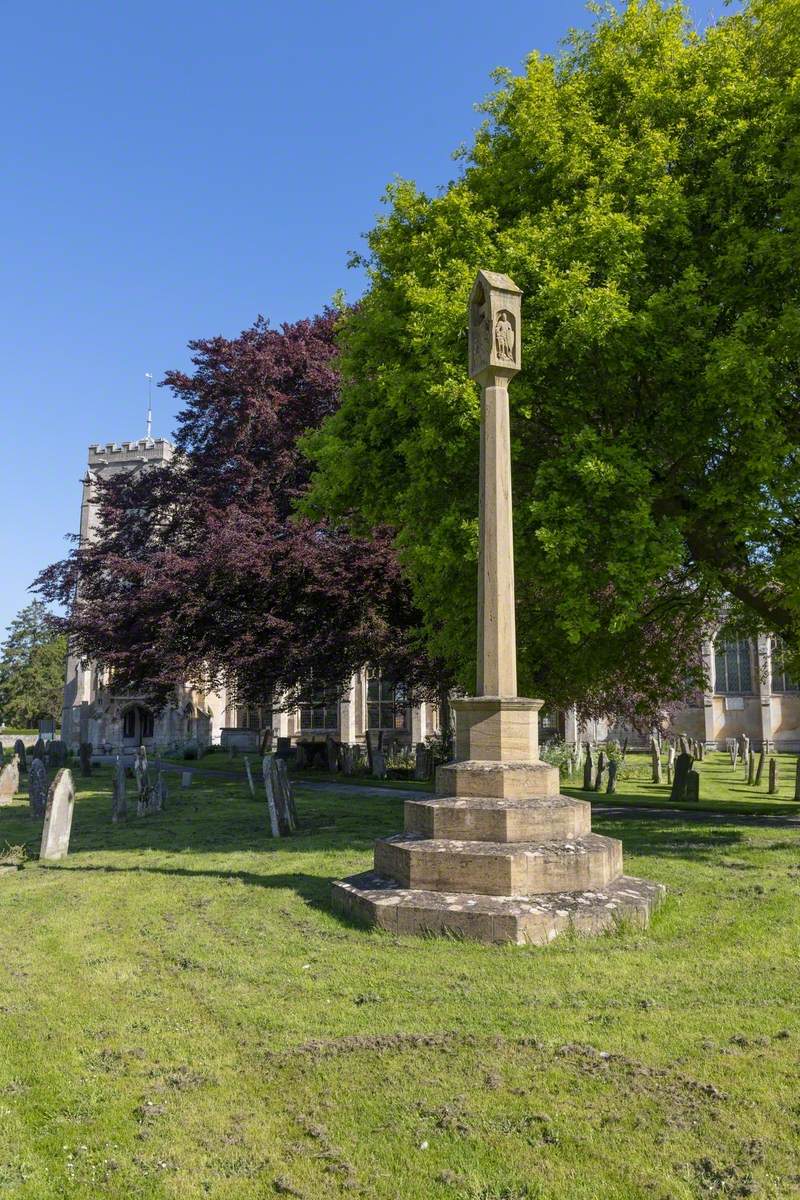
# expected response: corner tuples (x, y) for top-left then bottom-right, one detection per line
(332, 698), (665, 945)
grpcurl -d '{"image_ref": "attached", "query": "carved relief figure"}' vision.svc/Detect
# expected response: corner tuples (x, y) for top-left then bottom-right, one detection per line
(495, 310), (515, 362)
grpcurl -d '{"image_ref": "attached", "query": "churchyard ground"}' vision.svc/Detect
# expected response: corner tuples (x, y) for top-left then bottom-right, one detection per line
(0, 764), (798, 1199)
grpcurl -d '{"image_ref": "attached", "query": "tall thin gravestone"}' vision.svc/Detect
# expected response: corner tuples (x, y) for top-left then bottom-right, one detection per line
(755, 748), (766, 786)
(331, 269), (664, 943)
(594, 749), (606, 792)
(650, 736), (661, 784)
(582, 744), (594, 791)
(262, 755), (281, 838)
(794, 758), (800, 802)
(112, 756), (127, 823)
(244, 756), (256, 798)
(606, 760), (618, 794)
(748, 751), (756, 786)
(28, 758), (48, 818)
(768, 758), (778, 795)
(40, 768), (75, 861)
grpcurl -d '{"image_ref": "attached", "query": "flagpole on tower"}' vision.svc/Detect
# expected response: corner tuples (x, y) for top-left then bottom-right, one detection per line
(145, 372), (153, 440)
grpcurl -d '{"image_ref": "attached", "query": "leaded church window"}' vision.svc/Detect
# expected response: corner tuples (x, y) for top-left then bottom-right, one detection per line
(714, 640), (753, 694)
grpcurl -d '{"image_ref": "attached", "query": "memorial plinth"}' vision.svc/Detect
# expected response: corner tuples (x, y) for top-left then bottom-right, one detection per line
(332, 270), (664, 944)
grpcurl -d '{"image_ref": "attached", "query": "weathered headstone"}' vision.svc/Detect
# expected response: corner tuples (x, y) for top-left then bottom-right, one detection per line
(275, 736), (291, 758)
(79, 742), (93, 777)
(0, 755), (20, 804)
(294, 743), (308, 770)
(606, 759), (619, 794)
(32, 737), (46, 762)
(40, 768), (75, 860)
(325, 735), (339, 773)
(755, 748), (766, 786)
(371, 748), (386, 779)
(47, 740), (67, 770)
(28, 757), (48, 818)
(685, 769), (700, 803)
(181, 770), (192, 788)
(670, 751), (694, 803)
(274, 758), (297, 832)
(729, 741), (738, 769)
(262, 755), (281, 837)
(650, 736), (661, 784)
(134, 745), (152, 815)
(414, 743), (432, 781)
(747, 751), (756, 786)
(594, 749), (606, 792)
(768, 757), (778, 795)
(582, 744), (594, 791)
(13, 739), (27, 774)
(697, 742), (704, 761)
(243, 756), (256, 798)
(794, 757), (800, 802)
(112, 756), (127, 823)
(342, 745), (354, 776)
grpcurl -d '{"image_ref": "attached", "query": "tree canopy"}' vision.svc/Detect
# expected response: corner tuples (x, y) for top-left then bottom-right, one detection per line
(0, 601), (66, 728)
(36, 313), (445, 712)
(303, 0), (800, 723)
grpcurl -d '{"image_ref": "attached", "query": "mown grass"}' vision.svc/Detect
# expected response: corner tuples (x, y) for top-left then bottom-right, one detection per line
(0, 767), (798, 1199)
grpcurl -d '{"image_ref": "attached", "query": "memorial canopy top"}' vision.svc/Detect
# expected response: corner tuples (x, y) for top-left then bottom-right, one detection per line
(468, 270), (522, 382)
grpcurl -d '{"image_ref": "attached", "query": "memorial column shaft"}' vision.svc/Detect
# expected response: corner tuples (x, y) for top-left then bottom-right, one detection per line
(477, 373), (517, 698)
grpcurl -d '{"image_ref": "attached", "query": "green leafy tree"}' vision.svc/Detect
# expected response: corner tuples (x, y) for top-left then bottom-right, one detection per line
(0, 601), (67, 728)
(304, 0), (800, 724)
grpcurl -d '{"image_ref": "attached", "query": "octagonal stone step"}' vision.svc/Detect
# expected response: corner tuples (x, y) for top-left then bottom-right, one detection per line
(373, 832), (622, 897)
(405, 794), (591, 843)
(331, 871), (666, 945)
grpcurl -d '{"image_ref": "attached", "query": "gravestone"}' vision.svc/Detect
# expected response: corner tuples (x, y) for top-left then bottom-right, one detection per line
(181, 770), (192, 788)
(768, 758), (778, 795)
(670, 751), (694, 803)
(342, 745), (354, 776)
(414, 743), (433, 781)
(275, 736), (292, 759)
(729, 741), (738, 769)
(606, 760), (619, 794)
(14, 739), (27, 774)
(79, 742), (93, 777)
(594, 749), (606, 792)
(371, 749), (386, 780)
(650, 736), (661, 784)
(244, 756), (256, 798)
(795, 758), (800, 802)
(112, 756), (127, 823)
(32, 737), (46, 762)
(28, 758), (48, 818)
(40, 768), (75, 860)
(697, 742), (704, 761)
(275, 758), (297, 832)
(0, 756), (20, 804)
(261, 755), (280, 837)
(747, 752), (756, 786)
(134, 746), (152, 815)
(294, 743), (308, 770)
(47, 740), (67, 770)
(685, 769), (700, 803)
(325, 736), (339, 773)
(755, 748), (766, 786)
(582, 744), (594, 791)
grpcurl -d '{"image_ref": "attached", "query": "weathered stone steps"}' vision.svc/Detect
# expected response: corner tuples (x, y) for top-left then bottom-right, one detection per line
(405, 793), (591, 843)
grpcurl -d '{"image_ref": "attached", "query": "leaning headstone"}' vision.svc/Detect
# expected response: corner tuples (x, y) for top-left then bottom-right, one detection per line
(181, 770), (192, 788)
(729, 741), (738, 769)
(747, 751), (757, 786)
(755, 748), (766, 786)
(582, 744), (594, 791)
(261, 755), (281, 837)
(112, 756), (127, 823)
(134, 745), (151, 815)
(794, 758), (800, 802)
(274, 758), (297, 832)
(243, 756), (256, 798)
(371, 748), (387, 779)
(685, 769), (700, 803)
(606, 759), (619, 794)
(13, 739), (28, 774)
(670, 751), (694, 803)
(28, 757), (48, 818)
(79, 742), (93, 777)
(47, 740), (67, 770)
(40, 768), (75, 860)
(768, 758), (778, 795)
(650, 736), (661, 784)
(32, 737), (46, 762)
(0, 756), (20, 804)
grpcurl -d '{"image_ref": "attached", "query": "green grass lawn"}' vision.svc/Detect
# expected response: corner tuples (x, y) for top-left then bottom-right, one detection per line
(0, 767), (798, 1199)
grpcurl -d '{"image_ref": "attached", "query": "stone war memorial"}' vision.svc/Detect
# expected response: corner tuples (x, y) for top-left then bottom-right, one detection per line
(333, 271), (665, 943)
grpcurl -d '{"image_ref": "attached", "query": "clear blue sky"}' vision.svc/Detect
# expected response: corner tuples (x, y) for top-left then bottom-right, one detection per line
(0, 0), (735, 636)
